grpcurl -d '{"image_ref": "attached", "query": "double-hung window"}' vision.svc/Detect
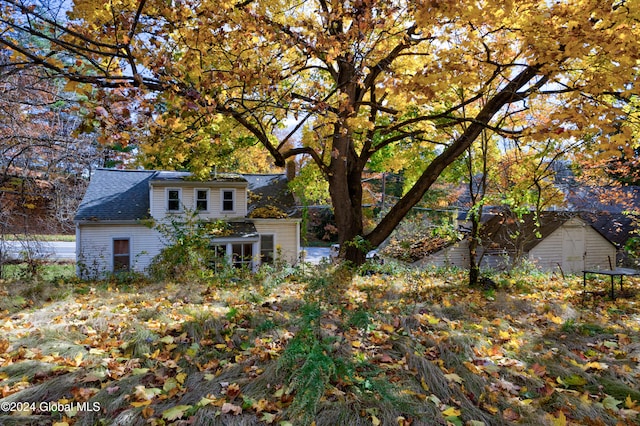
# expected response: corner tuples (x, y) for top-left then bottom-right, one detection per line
(221, 189), (235, 212)
(195, 189), (209, 211)
(167, 188), (181, 212)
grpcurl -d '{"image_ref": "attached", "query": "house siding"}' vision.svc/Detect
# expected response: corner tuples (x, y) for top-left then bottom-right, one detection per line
(528, 226), (566, 272)
(77, 224), (163, 278)
(477, 249), (511, 270)
(253, 219), (301, 264)
(77, 220), (300, 278)
(584, 228), (617, 270)
(150, 185), (247, 220)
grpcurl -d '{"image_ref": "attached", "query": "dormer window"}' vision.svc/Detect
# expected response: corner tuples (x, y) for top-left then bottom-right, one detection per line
(195, 189), (209, 211)
(167, 188), (182, 211)
(222, 189), (235, 212)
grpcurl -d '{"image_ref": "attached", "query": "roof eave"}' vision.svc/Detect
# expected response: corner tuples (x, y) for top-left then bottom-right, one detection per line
(75, 219), (148, 225)
(150, 180), (247, 188)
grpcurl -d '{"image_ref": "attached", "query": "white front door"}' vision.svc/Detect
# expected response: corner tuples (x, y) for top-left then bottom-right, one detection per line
(562, 225), (585, 274)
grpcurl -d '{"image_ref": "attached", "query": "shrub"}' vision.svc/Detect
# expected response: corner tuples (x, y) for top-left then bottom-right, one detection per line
(146, 209), (225, 283)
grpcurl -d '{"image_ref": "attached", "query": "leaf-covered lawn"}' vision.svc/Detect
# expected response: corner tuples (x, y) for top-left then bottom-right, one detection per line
(1, 264), (639, 425)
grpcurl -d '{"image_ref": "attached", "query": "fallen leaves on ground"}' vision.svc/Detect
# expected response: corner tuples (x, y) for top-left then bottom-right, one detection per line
(0, 266), (639, 425)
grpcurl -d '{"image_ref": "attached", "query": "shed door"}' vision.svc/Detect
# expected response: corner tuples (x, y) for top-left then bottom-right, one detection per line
(561, 225), (585, 274)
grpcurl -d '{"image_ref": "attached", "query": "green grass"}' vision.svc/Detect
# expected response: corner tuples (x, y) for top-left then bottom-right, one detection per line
(0, 263), (76, 313)
(0, 262), (75, 281)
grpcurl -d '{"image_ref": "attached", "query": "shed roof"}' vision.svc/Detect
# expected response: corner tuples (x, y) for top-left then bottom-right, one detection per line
(581, 211), (634, 248)
(480, 211), (613, 253)
(565, 185), (640, 247)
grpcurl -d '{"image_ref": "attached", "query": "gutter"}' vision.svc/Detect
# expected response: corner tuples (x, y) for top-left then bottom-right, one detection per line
(74, 220), (147, 226)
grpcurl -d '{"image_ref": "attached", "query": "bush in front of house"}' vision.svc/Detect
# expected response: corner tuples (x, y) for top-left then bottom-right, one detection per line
(146, 210), (228, 283)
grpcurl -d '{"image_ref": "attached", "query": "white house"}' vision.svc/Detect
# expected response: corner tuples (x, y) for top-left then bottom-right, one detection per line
(74, 169), (301, 278)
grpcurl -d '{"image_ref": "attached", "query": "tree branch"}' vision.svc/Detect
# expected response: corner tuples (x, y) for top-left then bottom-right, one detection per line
(281, 146), (328, 175)
(367, 65), (544, 246)
(362, 25), (423, 90)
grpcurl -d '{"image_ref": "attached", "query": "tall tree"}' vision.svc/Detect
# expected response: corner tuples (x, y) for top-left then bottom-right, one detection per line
(0, 63), (96, 232)
(0, 50), (111, 275)
(2, 0), (638, 263)
(450, 126), (578, 284)
(464, 130), (491, 287)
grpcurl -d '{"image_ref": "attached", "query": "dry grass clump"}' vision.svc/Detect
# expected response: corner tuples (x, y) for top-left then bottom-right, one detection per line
(0, 264), (639, 425)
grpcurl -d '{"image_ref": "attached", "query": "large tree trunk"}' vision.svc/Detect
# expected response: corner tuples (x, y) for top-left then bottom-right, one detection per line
(327, 59), (370, 265)
(328, 132), (366, 265)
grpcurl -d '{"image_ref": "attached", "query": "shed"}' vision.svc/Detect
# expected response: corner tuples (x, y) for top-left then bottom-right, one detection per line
(479, 212), (616, 274)
(418, 211), (617, 274)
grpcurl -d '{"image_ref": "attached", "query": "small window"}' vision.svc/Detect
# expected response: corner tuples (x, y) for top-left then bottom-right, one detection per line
(260, 235), (274, 265)
(222, 190), (234, 212)
(196, 189), (208, 211)
(113, 239), (130, 272)
(167, 189), (181, 211)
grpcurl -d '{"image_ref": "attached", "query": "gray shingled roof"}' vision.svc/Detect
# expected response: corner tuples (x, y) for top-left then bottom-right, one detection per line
(75, 169), (297, 223)
(244, 174), (297, 215)
(213, 222), (259, 239)
(74, 169), (155, 222)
